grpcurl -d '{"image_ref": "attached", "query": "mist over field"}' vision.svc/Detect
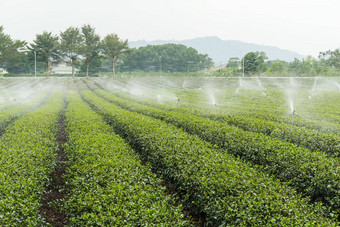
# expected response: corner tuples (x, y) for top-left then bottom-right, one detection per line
(1, 0), (340, 225)
(1, 74), (340, 225)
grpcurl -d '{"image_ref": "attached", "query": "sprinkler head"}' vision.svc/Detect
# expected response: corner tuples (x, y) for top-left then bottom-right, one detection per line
(177, 98), (180, 102)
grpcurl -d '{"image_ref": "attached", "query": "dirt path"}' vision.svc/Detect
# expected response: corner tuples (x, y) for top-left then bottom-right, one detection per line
(40, 102), (68, 226)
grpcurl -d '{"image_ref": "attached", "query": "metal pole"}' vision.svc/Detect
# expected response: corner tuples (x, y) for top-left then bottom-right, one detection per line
(242, 58), (245, 78)
(290, 110), (295, 138)
(159, 56), (162, 72)
(34, 51), (37, 78)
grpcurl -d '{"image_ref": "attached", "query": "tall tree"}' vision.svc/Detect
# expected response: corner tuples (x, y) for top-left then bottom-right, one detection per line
(0, 26), (26, 68)
(29, 31), (59, 76)
(117, 44), (213, 73)
(59, 27), (83, 78)
(319, 49), (340, 69)
(101, 34), (129, 78)
(287, 58), (301, 75)
(242, 51), (267, 75)
(270, 60), (284, 75)
(81, 24), (101, 78)
(242, 52), (258, 74)
(226, 57), (240, 68)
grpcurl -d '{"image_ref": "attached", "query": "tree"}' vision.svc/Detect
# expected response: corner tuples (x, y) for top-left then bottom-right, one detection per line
(5, 52), (33, 74)
(81, 24), (101, 78)
(59, 27), (83, 78)
(79, 55), (102, 75)
(287, 58), (301, 75)
(242, 52), (257, 74)
(319, 49), (340, 69)
(242, 51), (267, 75)
(300, 56), (321, 76)
(29, 31), (60, 76)
(0, 26), (12, 65)
(270, 60), (284, 75)
(226, 57), (240, 68)
(287, 56), (321, 76)
(101, 34), (129, 78)
(117, 44), (213, 73)
(0, 26), (26, 69)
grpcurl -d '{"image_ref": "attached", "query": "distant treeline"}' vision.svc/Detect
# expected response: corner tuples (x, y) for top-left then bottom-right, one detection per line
(214, 50), (340, 77)
(117, 44), (213, 72)
(0, 25), (213, 78)
(0, 24), (339, 77)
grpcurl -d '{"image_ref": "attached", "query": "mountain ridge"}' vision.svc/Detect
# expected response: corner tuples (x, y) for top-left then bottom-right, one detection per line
(129, 36), (305, 65)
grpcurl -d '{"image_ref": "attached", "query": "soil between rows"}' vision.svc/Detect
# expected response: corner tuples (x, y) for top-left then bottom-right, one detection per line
(40, 102), (68, 227)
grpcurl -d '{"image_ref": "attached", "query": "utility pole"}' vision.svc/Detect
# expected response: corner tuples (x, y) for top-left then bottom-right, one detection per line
(159, 56), (162, 72)
(242, 57), (245, 78)
(34, 51), (37, 78)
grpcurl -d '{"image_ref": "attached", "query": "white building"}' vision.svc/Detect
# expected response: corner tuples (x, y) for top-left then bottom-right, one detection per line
(52, 63), (79, 74)
(0, 68), (8, 74)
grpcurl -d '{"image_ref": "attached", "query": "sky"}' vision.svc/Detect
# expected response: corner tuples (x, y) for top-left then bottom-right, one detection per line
(1, 0), (340, 57)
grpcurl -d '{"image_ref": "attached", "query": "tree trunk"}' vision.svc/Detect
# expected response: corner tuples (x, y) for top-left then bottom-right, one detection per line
(72, 60), (75, 79)
(86, 58), (91, 78)
(112, 59), (115, 79)
(86, 61), (89, 78)
(46, 60), (49, 77)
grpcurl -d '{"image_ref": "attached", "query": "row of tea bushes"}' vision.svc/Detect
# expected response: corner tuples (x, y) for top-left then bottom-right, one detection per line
(81, 90), (337, 226)
(203, 113), (340, 155)
(96, 87), (340, 156)
(94, 81), (340, 136)
(178, 90), (340, 134)
(0, 92), (64, 225)
(63, 92), (188, 225)
(0, 91), (49, 134)
(171, 86), (340, 122)
(92, 89), (340, 218)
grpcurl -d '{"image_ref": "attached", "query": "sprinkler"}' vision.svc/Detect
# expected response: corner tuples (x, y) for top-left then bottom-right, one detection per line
(312, 78), (317, 91)
(290, 110), (296, 138)
(214, 103), (217, 113)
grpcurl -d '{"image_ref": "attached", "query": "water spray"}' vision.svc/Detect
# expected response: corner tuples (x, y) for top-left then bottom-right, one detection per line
(312, 77), (317, 91)
(336, 82), (340, 91)
(290, 110), (295, 138)
(290, 110), (299, 139)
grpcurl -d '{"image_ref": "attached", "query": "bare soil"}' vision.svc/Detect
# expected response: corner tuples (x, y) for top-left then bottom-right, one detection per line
(40, 110), (68, 226)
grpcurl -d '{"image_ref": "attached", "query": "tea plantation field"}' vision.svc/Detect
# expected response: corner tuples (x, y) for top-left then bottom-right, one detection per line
(1, 77), (340, 226)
